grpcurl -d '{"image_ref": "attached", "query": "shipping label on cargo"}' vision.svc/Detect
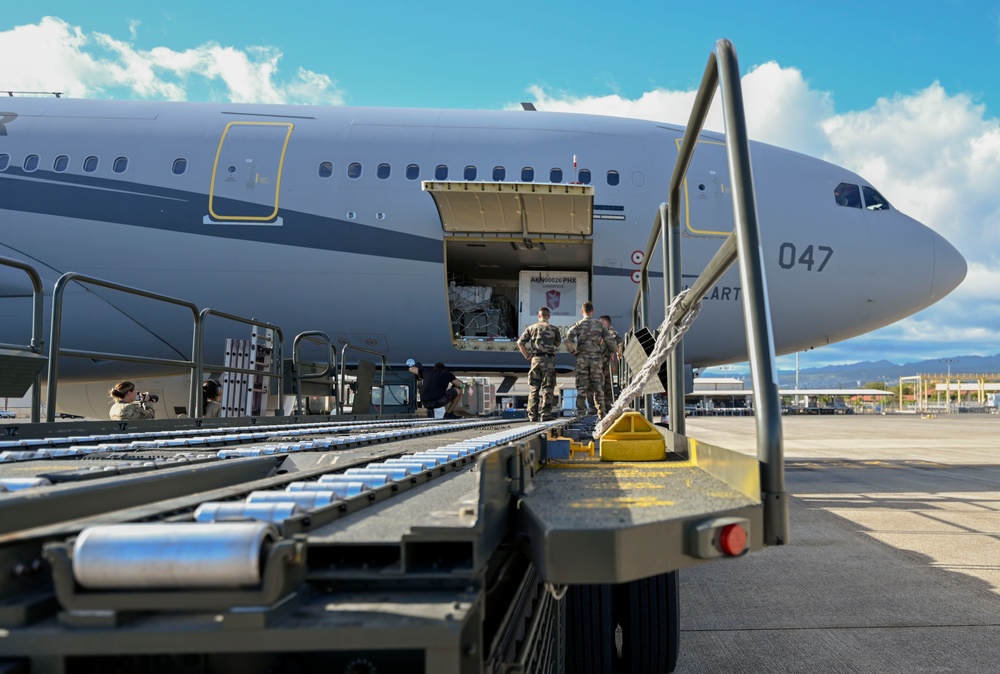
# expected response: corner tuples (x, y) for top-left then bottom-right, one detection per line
(517, 270), (590, 335)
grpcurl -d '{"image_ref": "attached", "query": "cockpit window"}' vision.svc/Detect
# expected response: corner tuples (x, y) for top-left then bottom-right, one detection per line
(862, 186), (891, 211)
(834, 182), (862, 209)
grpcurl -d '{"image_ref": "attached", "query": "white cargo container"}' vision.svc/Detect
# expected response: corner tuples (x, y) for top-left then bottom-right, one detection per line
(516, 270), (589, 336)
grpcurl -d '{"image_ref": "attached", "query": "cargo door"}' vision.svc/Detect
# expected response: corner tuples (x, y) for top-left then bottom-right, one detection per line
(423, 182), (594, 351)
(208, 122), (294, 223)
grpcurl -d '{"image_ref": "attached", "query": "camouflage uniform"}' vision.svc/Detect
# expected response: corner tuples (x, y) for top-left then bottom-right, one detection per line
(109, 401), (155, 420)
(591, 324), (622, 411)
(518, 319), (562, 421)
(565, 316), (612, 417)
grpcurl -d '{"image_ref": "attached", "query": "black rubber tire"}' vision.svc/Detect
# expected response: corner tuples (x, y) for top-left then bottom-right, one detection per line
(620, 571), (680, 673)
(565, 571), (680, 674)
(565, 583), (614, 674)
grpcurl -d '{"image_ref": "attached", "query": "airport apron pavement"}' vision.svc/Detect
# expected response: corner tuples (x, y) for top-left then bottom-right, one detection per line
(675, 415), (1000, 673)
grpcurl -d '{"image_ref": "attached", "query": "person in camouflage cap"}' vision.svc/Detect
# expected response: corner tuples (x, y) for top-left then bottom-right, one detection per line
(518, 307), (562, 422)
(565, 301), (613, 418)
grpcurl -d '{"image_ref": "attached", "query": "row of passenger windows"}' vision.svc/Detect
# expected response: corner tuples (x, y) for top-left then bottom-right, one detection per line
(0, 152), (623, 187)
(317, 162), (618, 185)
(0, 153), (130, 175)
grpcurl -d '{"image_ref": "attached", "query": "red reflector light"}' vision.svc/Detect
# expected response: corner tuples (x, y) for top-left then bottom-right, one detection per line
(719, 523), (748, 556)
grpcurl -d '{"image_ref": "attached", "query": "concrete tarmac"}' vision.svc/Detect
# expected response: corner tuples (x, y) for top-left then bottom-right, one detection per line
(675, 414), (1000, 673)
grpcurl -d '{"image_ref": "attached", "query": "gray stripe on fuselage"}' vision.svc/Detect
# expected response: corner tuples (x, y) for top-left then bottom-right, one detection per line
(2, 170), (633, 277)
(1, 169), (443, 263)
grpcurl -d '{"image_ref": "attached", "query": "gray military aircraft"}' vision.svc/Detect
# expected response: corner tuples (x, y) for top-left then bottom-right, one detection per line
(0, 97), (966, 417)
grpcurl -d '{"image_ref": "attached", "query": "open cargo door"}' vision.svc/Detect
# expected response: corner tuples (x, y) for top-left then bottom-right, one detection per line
(423, 182), (595, 352)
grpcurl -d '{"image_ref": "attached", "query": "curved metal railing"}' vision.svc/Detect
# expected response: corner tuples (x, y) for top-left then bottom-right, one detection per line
(46, 273), (201, 423)
(0, 256), (47, 421)
(625, 38), (788, 545)
(292, 331), (338, 415)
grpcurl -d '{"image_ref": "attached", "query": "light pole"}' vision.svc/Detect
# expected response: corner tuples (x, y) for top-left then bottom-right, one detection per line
(940, 358), (958, 413)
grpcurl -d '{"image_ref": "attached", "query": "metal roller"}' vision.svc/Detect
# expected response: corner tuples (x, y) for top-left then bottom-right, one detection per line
(413, 450), (462, 461)
(72, 522), (276, 590)
(246, 490), (340, 509)
(285, 478), (370, 498)
(318, 473), (391, 489)
(379, 462), (432, 474)
(345, 466), (414, 482)
(384, 456), (443, 469)
(193, 501), (301, 524)
(440, 445), (474, 456)
(0, 477), (52, 491)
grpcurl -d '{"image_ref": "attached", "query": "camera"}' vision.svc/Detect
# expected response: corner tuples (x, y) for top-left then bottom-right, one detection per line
(138, 392), (159, 404)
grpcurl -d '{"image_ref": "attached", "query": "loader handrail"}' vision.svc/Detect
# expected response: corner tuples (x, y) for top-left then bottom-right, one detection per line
(628, 38), (788, 545)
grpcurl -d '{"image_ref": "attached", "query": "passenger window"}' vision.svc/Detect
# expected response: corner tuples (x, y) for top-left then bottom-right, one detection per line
(549, 168), (563, 183)
(172, 158), (187, 175)
(435, 164), (449, 180)
(23, 154), (39, 172)
(318, 162), (333, 178)
(578, 168), (592, 185)
(406, 164), (420, 180)
(464, 165), (477, 181)
(607, 170), (620, 186)
(83, 156), (99, 173)
(377, 163), (391, 180)
(0, 153), (8, 171)
(834, 182), (862, 209)
(492, 166), (506, 181)
(862, 186), (891, 211)
(348, 162), (362, 179)
(113, 157), (128, 174)
(521, 166), (534, 182)
(53, 155), (69, 172)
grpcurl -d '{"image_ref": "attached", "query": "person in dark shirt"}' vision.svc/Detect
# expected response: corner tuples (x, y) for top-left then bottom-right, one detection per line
(408, 361), (463, 418)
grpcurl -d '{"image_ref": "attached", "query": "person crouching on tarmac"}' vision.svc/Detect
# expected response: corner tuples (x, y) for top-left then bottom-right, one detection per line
(408, 361), (463, 419)
(517, 306), (561, 422)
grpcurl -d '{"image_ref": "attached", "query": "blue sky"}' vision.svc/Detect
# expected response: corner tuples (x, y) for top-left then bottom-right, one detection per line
(2, 2), (999, 373)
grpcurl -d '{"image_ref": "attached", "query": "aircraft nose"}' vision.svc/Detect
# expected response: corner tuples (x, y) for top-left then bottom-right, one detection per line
(929, 232), (967, 303)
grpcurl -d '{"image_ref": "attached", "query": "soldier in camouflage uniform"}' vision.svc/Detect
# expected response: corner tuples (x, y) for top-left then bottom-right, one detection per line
(598, 315), (623, 408)
(565, 301), (613, 418)
(518, 307), (562, 422)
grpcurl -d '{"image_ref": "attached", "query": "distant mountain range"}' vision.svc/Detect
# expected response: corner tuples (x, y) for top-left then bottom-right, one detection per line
(772, 354), (1000, 388)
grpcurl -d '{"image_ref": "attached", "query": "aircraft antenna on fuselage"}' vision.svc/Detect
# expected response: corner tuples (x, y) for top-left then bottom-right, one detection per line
(520, 102), (536, 111)
(2, 91), (62, 97)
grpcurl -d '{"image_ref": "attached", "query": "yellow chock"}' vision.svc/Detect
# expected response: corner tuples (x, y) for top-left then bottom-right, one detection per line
(568, 439), (595, 459)
(599, 411), (666, 462)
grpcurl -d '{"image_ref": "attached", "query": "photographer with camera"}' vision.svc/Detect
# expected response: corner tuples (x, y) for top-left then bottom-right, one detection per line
(109, 381), (157, 420)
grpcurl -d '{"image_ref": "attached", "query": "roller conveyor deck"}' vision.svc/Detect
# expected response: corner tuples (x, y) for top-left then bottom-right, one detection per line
(0, 414), (768, 673)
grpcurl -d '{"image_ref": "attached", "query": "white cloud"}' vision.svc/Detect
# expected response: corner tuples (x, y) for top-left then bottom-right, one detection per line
(521, 63), (836, 158)
(523, 63), (1000, 365)
(0, 17), (344, 104)
(823, 84), (1000, 255)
